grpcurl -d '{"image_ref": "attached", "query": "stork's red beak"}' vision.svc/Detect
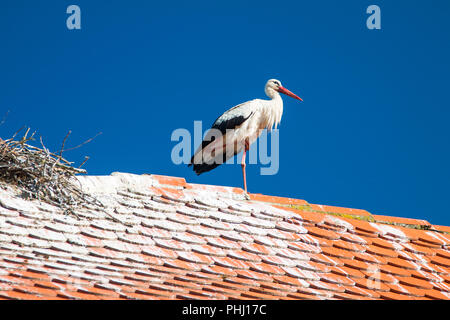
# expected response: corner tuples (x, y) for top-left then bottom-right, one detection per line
(278, 86), (303, 101)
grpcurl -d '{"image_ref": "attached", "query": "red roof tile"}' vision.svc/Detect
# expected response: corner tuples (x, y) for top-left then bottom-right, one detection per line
(309, 204), (373, 218)
(372, 215), (431, 227)
(0, 172), (449, 300)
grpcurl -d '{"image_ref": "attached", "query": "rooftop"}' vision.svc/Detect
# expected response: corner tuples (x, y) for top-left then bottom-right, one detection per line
(0, 172), (449, 300)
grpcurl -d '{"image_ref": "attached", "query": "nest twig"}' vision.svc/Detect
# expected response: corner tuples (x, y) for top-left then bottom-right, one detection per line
(0, 128), (102, 215)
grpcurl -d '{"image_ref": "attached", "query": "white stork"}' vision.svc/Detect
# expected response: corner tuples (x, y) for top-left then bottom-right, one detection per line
(189, 79), (302, 194)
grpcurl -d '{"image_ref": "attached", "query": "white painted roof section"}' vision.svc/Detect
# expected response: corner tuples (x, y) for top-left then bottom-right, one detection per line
(75, 172), (157, 195)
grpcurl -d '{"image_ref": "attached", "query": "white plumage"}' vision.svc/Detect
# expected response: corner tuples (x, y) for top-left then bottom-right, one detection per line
(189, 79), (302, 193)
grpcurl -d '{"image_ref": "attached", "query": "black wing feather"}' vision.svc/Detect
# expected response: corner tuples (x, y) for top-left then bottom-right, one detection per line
(211, 111), (254, 135)
(188, 108), (254, 175)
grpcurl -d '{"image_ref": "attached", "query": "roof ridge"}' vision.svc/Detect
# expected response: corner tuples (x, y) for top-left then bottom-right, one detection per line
(274, 203), (447, 234)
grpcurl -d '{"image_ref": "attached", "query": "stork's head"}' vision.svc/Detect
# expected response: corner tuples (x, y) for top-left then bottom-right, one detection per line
(265, 79), (303, 101)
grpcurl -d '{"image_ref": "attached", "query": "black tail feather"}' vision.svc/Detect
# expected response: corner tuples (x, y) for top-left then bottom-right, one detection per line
(188, 151), (230, 175)
(191, 162), (222, 175)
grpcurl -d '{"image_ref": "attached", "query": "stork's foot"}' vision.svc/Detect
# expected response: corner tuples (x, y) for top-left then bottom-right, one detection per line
(243, 192), (251, 201)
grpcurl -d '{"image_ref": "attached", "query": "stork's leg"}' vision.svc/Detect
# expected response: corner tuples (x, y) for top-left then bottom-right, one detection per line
(241, 149), (247, 193)
(241, 139), (250, 197)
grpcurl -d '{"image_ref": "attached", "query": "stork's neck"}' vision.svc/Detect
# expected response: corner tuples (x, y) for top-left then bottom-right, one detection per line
(265, 87), (282, 100)
(262, 87), (284, 130)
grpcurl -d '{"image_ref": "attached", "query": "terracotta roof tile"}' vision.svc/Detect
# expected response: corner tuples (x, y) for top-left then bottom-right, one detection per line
(287, 241), (322, 254)
(332, 240), (366, 253)
(344, 285), (380, 298)
(310, 204), (372, 217)
(249, 194), (308, 206)
(201, 265), (237, 278)
(378, 290), (415, 300)
(320, 273), (355, 287)
(240, 290), (282, 300)
(332, 291), (372, 300)
(306, 261), (331, 273)
(307, 226), (341, 240)
(296, 285), (333, 298)
(399, 252), (428, 266)
(234, 269), (273, 282)
(363, 271), (399, 284)
(435, 248), (450, 260)
(365, 245), (399, 259)
(431, 225), (450, 234)
(339, 232), (371, 245)
(430, 255), (450, 268)
(398, 276), (434, 290)
(432, 281), (450, 292)
(310, 253), (344, 266)
(286, 292), (325, 300)
(373, 215), (431, 227)
(424, 289), (450, 299)
(0, 172), (449, 300)
(378, 263), (411, 277)
(321, 246), (355, 260)
(345, 219), (380, 235)
(343, 259), (379, 272)
(200, 284), (240, 298)
(1, 290), (59, 300)
(163, 259), (203, 272)
(353, 276), (391, 292)
(288, 209), (325, 225)
(329, 266), (366, 279)
(410, 270), (444, 283)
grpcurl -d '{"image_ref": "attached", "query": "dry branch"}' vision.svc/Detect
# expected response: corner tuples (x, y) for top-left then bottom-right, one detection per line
(0, 128), (101, 216)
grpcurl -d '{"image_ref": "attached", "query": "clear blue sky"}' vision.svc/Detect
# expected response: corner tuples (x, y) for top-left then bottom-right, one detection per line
(1, 1), (450, 226)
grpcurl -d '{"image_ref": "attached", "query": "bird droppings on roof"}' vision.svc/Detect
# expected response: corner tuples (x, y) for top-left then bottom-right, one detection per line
(0, 172), (449, 300)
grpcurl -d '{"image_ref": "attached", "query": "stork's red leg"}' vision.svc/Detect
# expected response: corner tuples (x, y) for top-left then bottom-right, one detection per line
(241, 139), (250, 194)
(241, 149), (247, 193)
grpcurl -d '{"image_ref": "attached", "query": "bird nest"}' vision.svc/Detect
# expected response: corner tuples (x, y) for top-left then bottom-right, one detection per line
(0, 128), (100, 215)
